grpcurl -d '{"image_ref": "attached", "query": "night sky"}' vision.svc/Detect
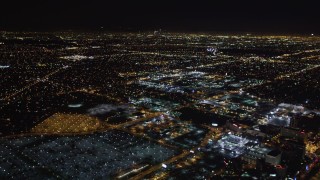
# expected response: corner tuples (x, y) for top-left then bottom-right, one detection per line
(1, 0), (319, 34)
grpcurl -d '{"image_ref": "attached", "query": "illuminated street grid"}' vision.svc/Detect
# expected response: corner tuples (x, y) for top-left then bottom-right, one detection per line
(0, 32), (320, 179)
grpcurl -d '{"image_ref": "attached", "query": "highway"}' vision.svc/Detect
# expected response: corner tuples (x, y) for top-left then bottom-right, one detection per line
(1, 66), (67, 101)
(130, 127), (215, 179)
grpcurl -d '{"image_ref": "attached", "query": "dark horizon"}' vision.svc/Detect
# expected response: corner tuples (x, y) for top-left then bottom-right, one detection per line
(1, 0), (320, 34)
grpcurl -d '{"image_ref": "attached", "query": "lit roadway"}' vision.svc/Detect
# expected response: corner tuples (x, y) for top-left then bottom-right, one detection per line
(129, 127), (216, 180)
(108, 112), (162, 129)
(275, 65), (320, 80)
(241, 58), (320, 91)
(1, 66), (68, 102)
(125, 50), (217, 59)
